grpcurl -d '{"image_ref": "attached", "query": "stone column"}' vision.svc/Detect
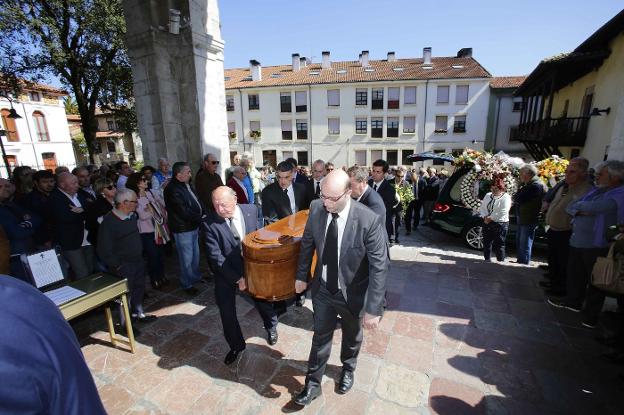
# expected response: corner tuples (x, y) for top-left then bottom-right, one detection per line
(121, 0), (229, 173)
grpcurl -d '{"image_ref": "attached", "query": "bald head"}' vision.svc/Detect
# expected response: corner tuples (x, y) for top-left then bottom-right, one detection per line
(212, 186), (238, 219)
(320, 170), (351, 214)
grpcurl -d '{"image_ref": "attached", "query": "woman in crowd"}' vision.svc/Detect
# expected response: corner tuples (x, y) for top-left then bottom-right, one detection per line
(479, 177), (512, 262)
(126, 172), (169, 289)
(86, 177), (116, 248)
(140, 165), (157, 190)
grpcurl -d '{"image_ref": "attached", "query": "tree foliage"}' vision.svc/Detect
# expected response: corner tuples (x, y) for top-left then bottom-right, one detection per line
(0, 0), (136, 163)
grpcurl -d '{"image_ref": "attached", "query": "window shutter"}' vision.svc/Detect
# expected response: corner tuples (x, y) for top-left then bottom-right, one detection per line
(404, 87), (417, 104)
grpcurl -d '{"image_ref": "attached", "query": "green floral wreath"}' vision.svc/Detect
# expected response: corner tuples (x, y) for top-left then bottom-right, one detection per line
(460, 172), (516, 211)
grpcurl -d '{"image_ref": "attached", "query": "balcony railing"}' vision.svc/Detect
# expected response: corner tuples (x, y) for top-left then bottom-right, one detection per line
(515, 116), (589, 147)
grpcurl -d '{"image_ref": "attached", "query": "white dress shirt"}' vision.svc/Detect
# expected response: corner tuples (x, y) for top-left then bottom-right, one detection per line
(233, 177), (249, 201)
(285, 184), (296, 214)
(372, 180), (384, 191)
(230, 205), (245, 242)
(321, 198), (351, 288)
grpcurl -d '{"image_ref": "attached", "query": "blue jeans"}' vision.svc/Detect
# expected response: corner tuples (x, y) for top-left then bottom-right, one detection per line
(515, 223), (537, 264)
(174, 229), (200, 289)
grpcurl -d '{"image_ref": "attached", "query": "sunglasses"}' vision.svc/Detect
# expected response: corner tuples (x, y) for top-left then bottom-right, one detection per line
(210, 160), (220, 165)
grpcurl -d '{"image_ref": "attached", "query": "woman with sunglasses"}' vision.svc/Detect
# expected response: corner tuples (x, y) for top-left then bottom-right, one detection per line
(126, 172), (169, 289)
(85, 177), (117, 248)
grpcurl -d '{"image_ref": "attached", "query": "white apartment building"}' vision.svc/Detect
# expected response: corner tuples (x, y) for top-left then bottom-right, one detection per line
(1, 81), (75, 178)
(225, 48), (492, 167)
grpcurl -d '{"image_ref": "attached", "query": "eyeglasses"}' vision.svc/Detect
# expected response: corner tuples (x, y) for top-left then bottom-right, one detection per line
(210, 160), (220, 165)
(105, 185), (115, 190)
(319, 189), (349, 203)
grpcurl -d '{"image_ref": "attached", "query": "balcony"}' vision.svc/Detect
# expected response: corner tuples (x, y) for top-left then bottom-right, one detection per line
(516, 116), (589, 147)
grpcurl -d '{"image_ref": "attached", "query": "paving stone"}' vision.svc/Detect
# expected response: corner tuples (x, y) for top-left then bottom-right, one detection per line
(392, 313), (435, 340)
(98, 383), (138, 414)
(387, 335), (434, 373)
(375, 363), (430, 407)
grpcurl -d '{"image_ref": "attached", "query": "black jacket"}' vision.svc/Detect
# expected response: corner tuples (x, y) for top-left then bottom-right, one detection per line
(367, 178), (395, 212)
(48, 188), (89, 251)
(85, 196), (114, 246)
(358, 186), (386, 221)
(164, 178), (204, 233)
(261, 182), (308, 224)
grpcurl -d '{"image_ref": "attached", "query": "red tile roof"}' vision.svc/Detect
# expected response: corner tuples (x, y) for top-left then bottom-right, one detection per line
(0, 77), (68, 96)
(224, 56), (491, 89)
(490, 76), (527, 89)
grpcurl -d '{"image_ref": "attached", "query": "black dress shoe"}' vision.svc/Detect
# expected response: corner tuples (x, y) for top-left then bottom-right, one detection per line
(132, 314), (158, 324)
(337, 370), (354, 394)
(267, 328), (278, 346)
(224, 349), (244, 365)
(294, 384), (322, 406)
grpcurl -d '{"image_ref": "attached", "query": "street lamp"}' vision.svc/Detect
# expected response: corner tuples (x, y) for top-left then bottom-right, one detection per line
(0, 92), (22, 119)
(0, 129), (12, 177)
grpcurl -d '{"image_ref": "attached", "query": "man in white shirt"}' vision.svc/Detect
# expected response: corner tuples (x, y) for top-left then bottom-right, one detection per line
(115, 161), (132, 190)
(306, 159), (325, 203)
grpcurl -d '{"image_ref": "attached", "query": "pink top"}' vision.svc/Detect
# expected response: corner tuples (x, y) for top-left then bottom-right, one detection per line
(136, 191), (167, 234)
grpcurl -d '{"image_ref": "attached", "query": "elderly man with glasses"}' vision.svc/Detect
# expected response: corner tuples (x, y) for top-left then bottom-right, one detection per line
(196, 153), (224, 212)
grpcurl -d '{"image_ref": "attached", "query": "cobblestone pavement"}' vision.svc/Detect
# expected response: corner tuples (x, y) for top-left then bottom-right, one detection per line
(74, 226), (624, 414)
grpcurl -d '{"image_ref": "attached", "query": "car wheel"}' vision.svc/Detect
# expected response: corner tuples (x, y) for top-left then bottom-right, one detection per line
(462, 224), (484, 250)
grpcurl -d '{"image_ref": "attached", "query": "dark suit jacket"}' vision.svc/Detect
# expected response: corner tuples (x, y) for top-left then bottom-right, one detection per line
(358, 186), (386, 221)
(368, 178), (395, 212)
(293, 172), (308, 185)
(202, 204), (257, 285)
(261, 182), (308, 224)
(226, 177), (249, 204)
(296, 199), (389, 317)
(305, 178), (322, 203)
(48, 188), (89, 251)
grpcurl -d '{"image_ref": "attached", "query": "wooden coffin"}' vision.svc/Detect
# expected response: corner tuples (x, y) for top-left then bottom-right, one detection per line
(242, 210), (316, 301)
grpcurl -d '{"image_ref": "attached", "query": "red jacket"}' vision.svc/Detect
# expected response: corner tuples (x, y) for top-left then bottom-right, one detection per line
(226, 177), (249, 204)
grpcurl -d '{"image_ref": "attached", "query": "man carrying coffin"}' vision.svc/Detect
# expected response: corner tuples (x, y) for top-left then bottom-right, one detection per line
(202, 186), (279, 365)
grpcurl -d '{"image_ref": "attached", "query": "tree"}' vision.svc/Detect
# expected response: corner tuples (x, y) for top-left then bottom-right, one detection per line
(64, 96), (79, 115)
(0, 0), (135, 163)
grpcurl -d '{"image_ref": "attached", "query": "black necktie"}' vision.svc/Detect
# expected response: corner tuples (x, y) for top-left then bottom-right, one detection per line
(315, 181), (320, 197)
(373, 183), (378, 191)
(322, 213), (339, 294)
(228, 218), (241, 245)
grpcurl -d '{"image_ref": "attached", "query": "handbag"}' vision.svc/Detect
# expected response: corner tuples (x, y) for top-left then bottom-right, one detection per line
(147, 191), (170, 245)
(591, 243), (624, 294)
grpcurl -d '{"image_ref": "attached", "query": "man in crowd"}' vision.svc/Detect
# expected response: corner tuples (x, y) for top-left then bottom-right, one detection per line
(72, 166), (97, 201)
(152, 157), (172, 196)
(422, 167), (440, 224)
(306, 159), (326, 202)
(98, 188), (156, 325)
(20, 170), (55, 247)
(115, 161), (132, 190)
(293, 170), (388, 406)
(225, 153), (242, 182)
(513, 164), (545, 265)
(261, 161), (308, 225)
(49, 173), (94, 279)
(164, 162), (204, 295)
(195, 153), (224, 212)
(540, 158), (592, 296)
(347, 166), (386, 221)
(325, 162), (335, 174)
(241, 153), (262, 204)
(368, 159), (395, 243)
(285, 157), (309, 185)
(405, 168), (426, 235)
(202, 186), (280, 365)
(227, 166), (251, 204)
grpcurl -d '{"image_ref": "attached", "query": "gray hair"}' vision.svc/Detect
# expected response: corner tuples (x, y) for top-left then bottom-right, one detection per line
(114, 188), (137, 207)
(233, 166), (246, 175)
(595, 160), (624, 181)
(203, 153), (216, 162)
(520, 164), (538, 177)
(313, 159), (325, 169)
(157, 157), (169, 164)
(347, 166), (370, 183)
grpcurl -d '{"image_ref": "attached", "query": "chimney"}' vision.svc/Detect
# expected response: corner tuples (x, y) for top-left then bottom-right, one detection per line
(321, 51), (331, 69)
(358, 53), (362, 65)
(249, 59), (261, 81)
(292, 53), (300, 71)
(423, 47), (432, 65)
(300, 57), (307, 68)
(387, 51), (396, 62)
(456, 48), (473, 58)
(361, 50), (369, 67)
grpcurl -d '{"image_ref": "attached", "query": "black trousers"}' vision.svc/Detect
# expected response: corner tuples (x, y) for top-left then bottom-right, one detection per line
(385, 211), (394, 241)
(118, 261), (146, 315)
(391, 208), (402, 240)
(215, 276), (277, 352)
(306, 282), (363, 387)
(565, 247), (608, 308)
(405, 199), (423, 231)
(482, 222), (508, 261)
(545, 229), (572, 289)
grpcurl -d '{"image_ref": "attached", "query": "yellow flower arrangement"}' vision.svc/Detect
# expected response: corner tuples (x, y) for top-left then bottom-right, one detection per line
(535, 156), (568, 187)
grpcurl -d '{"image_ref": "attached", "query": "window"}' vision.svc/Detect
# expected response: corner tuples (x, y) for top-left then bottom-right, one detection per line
(437, 86), (449, 104)
(29, 92), (40, 102)
(404, 87), (417, 105)
(226, 95), (234, 111)
(1, 109), (19, 141)
(282, 151), (293, 161)
(387, 117), (399, 137)
(228, 122), (236, 134)
(435, 115), (448, 133)
(455, 85), (469, 105)
(453, 115), (466, 133)
(295, 91), (307, 112)
(371, 150), (383, 162)
(388, 87), (400, 109)
(371, 117), (383, 138)
(280, 92), (292, 113)
(512, 101), (524, 112)
(372, 88), (384, 110)
(248, 94), (259, 110)
(281, 120), (292, 140)
(356, 88), (368, 106)
(433, 149), (445, 165)
(402, 149), (416, 165)
(355, 117), (367, 134)
(327, 89), (340, 107)
(403, 116), (416, 133)
(32, 111), (49, 141)
(107, 141), (116, 153)
(94, 142), (102, 153)
(387, 150), (398, 165)
(250, 120), (260, 136)
(296, 119), (308, 139)
(328, 118), (340, 135)
(354, 150), (367, 166)
(107, 120), (115, 130)
(297, 151), (309, 167)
